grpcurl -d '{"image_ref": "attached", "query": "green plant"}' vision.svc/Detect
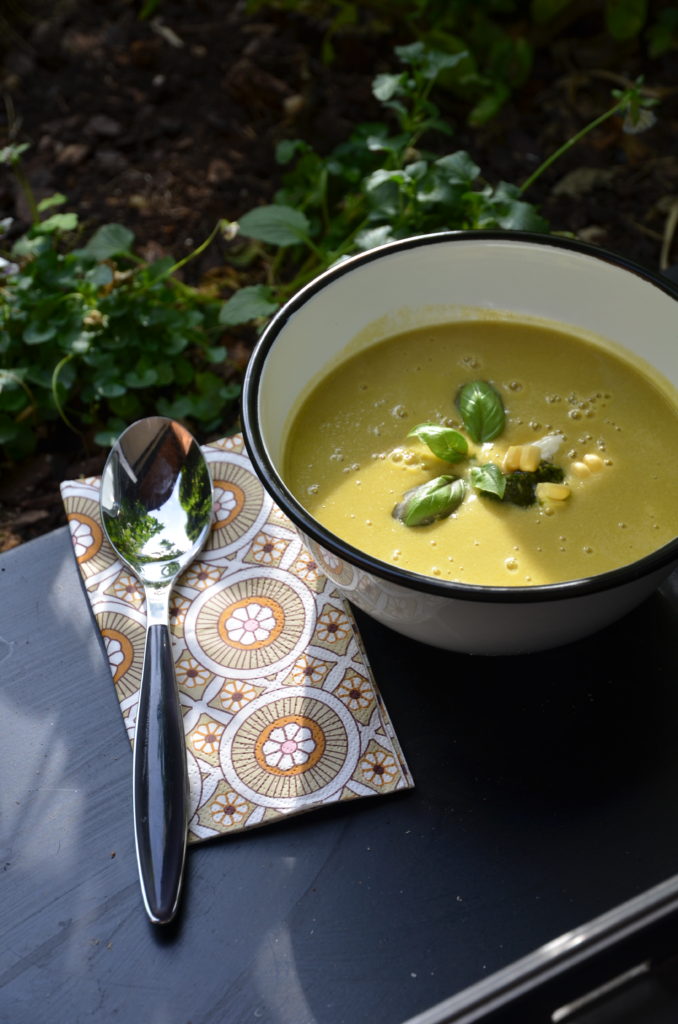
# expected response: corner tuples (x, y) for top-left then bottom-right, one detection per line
(0, 44), (658, 464)
(247, 0), (671, 123)
(219, 42), (549, 326)
(220, 49), (657, 329)
(0, 153), (238, 461)
(247, 0), (534, 123)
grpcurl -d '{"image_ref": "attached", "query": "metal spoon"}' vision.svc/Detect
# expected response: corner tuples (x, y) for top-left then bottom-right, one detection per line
(100, 416), (213, 924)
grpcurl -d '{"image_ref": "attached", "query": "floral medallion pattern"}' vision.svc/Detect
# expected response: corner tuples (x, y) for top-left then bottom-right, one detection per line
(98, 610), (146, 700)
(205, 457), (267, 552)
(60, 435), (412, 844)
(64, 493), (109, 577)
(213, 678), (262, 713)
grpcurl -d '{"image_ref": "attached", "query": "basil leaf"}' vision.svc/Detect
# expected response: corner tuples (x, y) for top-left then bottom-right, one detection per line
(470, 462), (506, 499)
(455, 380), (505, 443)
(392, 474), (466, 527)
(408, 422), (468, 462)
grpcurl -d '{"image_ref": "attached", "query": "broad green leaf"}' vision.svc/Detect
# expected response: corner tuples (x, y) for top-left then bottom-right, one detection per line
(395, 42), (468, 80)
(85, 263), (114, 287)
(218, 284), (280, 326)
(36, 212), (78, 235)
(84, 223), (135, 260)
(402, 160), (428, 181)
(494, 198), (549, 232)
(94, 422), (126, 447)
(205, 345), (227, 362)
(23, 322), (56, 345)
(37, 193), (67, 213)
(0, 143), (29, 166)
(606, 0), (647, 39)
(470, 463), (506, 499)
(393, 475), (466, 527)
(484, 182), (549, 232)
(95, 379), (127, 398)
(125, 368), (158, 389)
(11, 234), (51, 259)
(433, 151), (481, 185)
(364, 168), (407, 193)
(372, 72), (407, 102)
(415, 168), (465, 207)
(456, 380), (505, 443)
(420, 49), (468, 80)
(408, 423), (468, 463)
(144, 256), (175, 282)
(237, 204), (311, 247)
(394, 41), (426, 65)
(276, 138), (311, 165)
(354, 225), (395, 251)
(109, 394), (143, 420)
(153, 362), (176, 386)
(365, 131), (409, 154)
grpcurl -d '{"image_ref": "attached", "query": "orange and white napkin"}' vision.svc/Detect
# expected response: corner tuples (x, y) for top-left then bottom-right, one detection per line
(60, 433), (413, 843)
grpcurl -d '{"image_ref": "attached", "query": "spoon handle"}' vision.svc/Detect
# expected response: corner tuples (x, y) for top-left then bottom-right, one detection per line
(133, 622), (188, 924)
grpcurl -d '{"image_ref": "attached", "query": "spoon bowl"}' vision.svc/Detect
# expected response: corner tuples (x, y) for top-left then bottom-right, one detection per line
(100, 416), (212, 923)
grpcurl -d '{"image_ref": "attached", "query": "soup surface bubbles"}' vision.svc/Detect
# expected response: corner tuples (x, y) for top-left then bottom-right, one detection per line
(284, 319), (678, 586)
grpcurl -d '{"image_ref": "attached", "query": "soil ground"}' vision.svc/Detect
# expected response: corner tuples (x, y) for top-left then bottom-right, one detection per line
(1, 0), (677, 550)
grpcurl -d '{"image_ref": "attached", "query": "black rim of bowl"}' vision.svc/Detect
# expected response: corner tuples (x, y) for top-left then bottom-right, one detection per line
(241, 229), (678, 605)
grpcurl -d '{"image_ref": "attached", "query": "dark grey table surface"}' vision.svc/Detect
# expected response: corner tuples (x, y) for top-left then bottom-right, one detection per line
(3, 526), (678, 1024)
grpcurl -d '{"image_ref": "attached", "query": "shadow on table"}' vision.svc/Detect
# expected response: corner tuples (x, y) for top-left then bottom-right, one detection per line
(4, 531), (678, 1024)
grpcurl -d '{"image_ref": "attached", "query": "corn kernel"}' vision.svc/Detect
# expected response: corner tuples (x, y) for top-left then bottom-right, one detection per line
(519, 444), (541, 472)
(571, 461), (591, 478)
(583, 453), (604, 473)
(503, 445), (522, 472)
(536, 482), (571, 502)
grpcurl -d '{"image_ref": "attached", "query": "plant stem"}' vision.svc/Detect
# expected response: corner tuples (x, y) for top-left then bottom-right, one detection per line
(51, 353), (80, 435)
(163, 219), (225, 279)
(13, 162), (40, 225)
(519, 91), (629, 195)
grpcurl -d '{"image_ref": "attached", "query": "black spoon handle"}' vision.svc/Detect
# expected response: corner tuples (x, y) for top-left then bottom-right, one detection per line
(133, 622), (188, 924)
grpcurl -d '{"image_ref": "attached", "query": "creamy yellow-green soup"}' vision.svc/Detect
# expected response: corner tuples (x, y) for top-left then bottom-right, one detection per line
(284, 319), (678, 586)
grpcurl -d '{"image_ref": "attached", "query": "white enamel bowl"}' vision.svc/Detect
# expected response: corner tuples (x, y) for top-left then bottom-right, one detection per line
(241, 232), (678, 655)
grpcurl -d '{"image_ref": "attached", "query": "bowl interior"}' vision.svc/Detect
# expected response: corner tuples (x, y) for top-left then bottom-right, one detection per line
(254, 235), (678, 479)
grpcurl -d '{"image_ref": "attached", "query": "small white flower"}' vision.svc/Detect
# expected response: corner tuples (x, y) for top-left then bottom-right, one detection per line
(623, 107), (657, 135)
(69, 518), (95, 560)
(225, 602), (276, 646)
(214, 485), (237, 521)
(104, 635), (124, 670)
(262, 722), (316, 771)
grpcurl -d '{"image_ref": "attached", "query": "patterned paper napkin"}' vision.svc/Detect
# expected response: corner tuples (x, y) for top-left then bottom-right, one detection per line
(60, 434), (413, 843)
